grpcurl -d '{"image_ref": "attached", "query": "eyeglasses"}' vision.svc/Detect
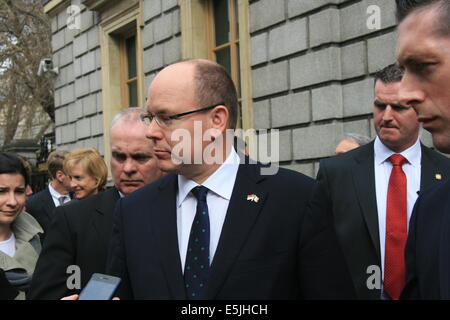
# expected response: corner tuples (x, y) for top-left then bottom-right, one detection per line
(140, 103), (224, 128)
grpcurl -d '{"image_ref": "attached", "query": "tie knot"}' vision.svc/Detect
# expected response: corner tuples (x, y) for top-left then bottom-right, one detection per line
(389, 154), (408, 167)
(192, 186), (208, 202)
(58, 196), (66, 206)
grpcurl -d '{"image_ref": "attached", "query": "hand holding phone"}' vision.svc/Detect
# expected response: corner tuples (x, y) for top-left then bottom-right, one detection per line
(78, 273), (121, 300)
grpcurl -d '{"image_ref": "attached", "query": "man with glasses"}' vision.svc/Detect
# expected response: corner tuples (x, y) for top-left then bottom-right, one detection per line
(107, 59), (315, 299)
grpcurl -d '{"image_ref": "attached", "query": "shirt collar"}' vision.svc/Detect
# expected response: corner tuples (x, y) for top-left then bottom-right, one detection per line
(48, 182), (68, 200)
(177, 147), (241, 207)
(374, 136), (421, 167)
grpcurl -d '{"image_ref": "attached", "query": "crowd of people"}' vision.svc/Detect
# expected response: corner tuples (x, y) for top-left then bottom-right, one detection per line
(1, 0), (450, 300)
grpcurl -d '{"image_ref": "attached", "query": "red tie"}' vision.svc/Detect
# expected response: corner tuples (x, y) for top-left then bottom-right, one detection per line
(384, 154), (408, 300)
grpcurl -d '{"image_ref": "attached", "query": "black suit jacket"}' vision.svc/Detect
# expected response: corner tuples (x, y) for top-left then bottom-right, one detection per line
(25, 187), (55, 242)
(401, 178), (450, 299)
(28, 187), (120, 300)
(107, 162), (315, 299)
(299, 142), (450, 299)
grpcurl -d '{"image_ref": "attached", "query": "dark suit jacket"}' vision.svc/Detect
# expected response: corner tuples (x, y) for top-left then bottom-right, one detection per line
(25, 187), (55, 242)
(401, 178), (450, 299)
(299, 142), (450, 299)
(28, 187), (120, 300)
(107, 162), (315, 299)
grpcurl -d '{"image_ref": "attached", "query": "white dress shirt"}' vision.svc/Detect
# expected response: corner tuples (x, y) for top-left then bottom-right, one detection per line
(0, 233), (16, 257)
(48, 183), (71, 207)
(177, 148), (240, 272)
(374, 136), (421, 282)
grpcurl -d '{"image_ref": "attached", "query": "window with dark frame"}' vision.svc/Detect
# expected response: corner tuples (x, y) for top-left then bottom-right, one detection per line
(120, 32), (138, 109)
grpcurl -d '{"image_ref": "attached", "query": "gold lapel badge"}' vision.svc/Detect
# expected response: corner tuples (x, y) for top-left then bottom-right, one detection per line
(435, 173), (442, 181)
(247, 194), (260, 203)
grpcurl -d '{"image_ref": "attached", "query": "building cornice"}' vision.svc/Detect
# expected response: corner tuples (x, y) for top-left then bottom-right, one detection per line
(82, 0), (116, 12)
(44, 0), (70, 16)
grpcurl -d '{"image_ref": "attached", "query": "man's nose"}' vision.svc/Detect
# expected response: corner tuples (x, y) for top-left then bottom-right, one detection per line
(398, 72), (426, 111)
(382, 105), (394, 121)
(145, 119), (163, 141)
(123, 159), (137, 173)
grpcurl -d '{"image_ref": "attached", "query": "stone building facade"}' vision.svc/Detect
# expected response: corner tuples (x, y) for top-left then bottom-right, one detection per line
(44, 0), (433, 178)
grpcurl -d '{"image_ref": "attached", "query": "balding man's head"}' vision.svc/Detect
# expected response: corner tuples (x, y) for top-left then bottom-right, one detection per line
(150, 59), (238, 129)
(144, 59), (236, 180)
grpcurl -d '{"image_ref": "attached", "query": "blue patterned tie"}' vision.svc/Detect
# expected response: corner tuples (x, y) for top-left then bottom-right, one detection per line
(184, 186), (210, 299)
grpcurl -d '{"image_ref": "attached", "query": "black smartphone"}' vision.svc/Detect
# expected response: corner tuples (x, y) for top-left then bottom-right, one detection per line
(78, 273), (121, 300)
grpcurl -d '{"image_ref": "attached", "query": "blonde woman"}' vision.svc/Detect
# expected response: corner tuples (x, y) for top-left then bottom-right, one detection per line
(63, 149), (108, 200)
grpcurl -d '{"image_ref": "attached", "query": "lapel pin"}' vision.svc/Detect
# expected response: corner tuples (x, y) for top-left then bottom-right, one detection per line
(435, 173), (442, 181)
(247, 194), (260, 203)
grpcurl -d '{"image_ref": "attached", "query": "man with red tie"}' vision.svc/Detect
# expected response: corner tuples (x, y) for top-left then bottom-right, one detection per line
(299, 64), (450, 299)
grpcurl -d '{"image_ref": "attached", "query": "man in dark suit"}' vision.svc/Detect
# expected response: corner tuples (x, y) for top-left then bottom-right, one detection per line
(25, 150), (72, 242)
(299, 64), (450, 300)
(107, 59), (315, 299)
(395, 0), (450, 299)
(28, 108), (163, 299)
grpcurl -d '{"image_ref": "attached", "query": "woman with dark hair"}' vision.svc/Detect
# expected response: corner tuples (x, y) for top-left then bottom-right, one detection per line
(0, 152), (43, 299)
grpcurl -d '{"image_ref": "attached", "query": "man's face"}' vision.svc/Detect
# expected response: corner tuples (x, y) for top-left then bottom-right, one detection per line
(57, 170), (72, 193)
(144, 63), (214, 177)
(397, 6), (450, 153)
(373, 81), (420, 153)
(110, 120), (163, 195)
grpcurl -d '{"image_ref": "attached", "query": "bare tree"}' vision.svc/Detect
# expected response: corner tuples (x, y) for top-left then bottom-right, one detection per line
(0, 0), (53, 146)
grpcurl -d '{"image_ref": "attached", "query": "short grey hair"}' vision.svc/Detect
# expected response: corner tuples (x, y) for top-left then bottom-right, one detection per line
(345, 133), (372, 146)
(110, 107), (146, 131)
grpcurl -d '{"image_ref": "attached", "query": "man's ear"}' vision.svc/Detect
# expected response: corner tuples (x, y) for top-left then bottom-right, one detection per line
(209, 105), (229, 134)
(55, 170), (65, 182)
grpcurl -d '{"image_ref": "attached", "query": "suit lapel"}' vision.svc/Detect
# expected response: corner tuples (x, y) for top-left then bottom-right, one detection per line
(352, 144), (381, 259)
(205, 163), (267, 299)
(91, 187), (121, 249)
(149, 175), (186, 299)
(42, 188), (56, 222)
(420, 144), (446, 192)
